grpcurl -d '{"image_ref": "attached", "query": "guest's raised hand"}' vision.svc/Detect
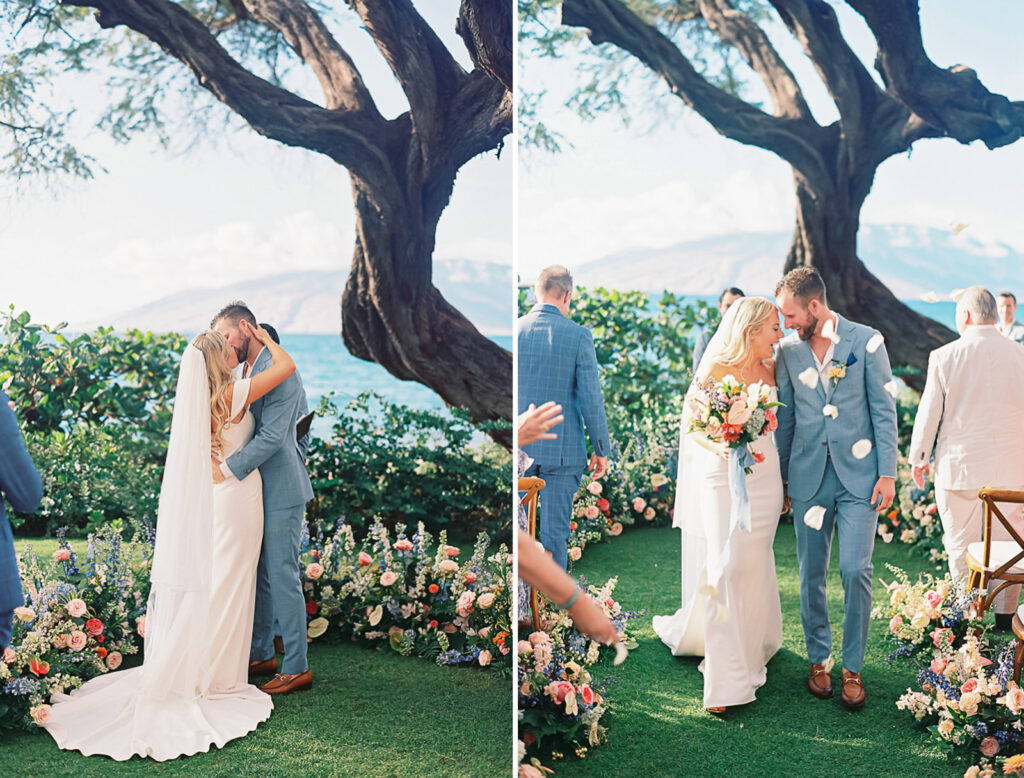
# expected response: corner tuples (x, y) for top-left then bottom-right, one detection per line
(517, 401), (564, 447)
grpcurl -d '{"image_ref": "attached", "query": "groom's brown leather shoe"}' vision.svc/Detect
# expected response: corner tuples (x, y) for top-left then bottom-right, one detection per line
(248, 657), (278, 675)
(809, 662), (833, 698)
(259, 669), (312, 695)
(840, 669), (866, 710)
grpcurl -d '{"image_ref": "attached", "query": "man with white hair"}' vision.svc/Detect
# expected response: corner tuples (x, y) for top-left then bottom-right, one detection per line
(909, 286), (1024, 629)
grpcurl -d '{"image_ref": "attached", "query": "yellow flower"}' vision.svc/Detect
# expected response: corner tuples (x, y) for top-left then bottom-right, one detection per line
(1003, 753), (1024, 775)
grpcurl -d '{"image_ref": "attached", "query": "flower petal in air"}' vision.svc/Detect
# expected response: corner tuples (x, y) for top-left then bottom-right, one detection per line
(866, 333), (885, 354)
(798, 366), (819, 389)
(949, 288), (966, 302)
(803, 506), (826, 530)
(821, 317), (841, 344)
(921, 291), (939, 303)
(950, 221), (968, 235)
(851, 439), (873, 460)
(883, 380), (899, 398)
(822, 404), (838, 419)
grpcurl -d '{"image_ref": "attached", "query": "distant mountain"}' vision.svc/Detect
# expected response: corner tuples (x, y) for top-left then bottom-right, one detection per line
(82, 259), (512, 335)
(575, 225), (1024, 298)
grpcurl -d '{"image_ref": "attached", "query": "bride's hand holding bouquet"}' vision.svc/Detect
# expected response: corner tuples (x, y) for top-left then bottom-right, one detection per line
(686, 374), (782, 470)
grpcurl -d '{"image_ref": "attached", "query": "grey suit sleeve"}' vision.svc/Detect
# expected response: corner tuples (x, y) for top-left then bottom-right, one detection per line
(865, 338), (899, 479)
(0, 396), (42, 514)
(225, 374), (300, 479)
(576, 328), (610, 458)
(774, 349), (795, 484)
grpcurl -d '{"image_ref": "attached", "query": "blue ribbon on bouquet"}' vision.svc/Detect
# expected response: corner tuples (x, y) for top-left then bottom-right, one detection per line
(728, 446), (755, 532)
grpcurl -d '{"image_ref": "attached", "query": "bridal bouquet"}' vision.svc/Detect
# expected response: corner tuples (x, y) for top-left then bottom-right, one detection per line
(687, 376), (782, 467)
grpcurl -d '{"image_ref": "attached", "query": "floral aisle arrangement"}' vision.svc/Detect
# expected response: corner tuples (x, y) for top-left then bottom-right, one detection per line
(875, 457), (946, 565)
(1, 525), (152, 731)
(299, 518), (513, 671)
(518, 577), (641, 765)
(876, 565), (1024, 773)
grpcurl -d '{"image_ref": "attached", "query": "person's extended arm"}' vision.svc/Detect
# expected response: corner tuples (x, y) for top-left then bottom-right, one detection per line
(576, 329), (610, 478)
(240, 322), (295, 405)
(223, 373), (301, 480)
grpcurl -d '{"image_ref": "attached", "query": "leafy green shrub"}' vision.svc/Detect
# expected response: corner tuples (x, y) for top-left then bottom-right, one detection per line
(305, 393), (510, 538)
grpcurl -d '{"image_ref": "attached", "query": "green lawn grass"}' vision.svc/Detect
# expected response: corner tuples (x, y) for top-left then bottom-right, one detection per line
(4, 539), (512, 777)
(556, 525), (970, 777)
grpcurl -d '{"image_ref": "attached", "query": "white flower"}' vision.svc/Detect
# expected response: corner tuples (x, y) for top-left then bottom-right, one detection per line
(882, 532), (894, 543)
(851, 439), (873, 460)
(803, 506), (826, 530)
(866, 333), (885, 354)
(798, 366), (819, 389)
(822, 404), (838, 419)
(883, 380), (899, 398)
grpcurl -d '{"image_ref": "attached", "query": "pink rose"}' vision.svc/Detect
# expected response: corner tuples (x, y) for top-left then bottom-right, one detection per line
(2, 647), (15, 663)
(106, 651), (123, 670)
(764, 408), (778, 432)
(137, 615), (146, 638)
(66, 599), (87, 618)
(379, 571), (399, 586)
(52, 548), (71, 562)
(889, 615), (903, 634)
(518, 640), (533, 654)
(306, 563), (324, 580)
(30, 705), (51, 726)
(444, 545), (460, 558)
(931, 627), (953, 648)
(464, 572), (477, 584)
(644, 507), (655, 520)
(547, 680), (574, 704)
(584, 505), (599, 520)
(632, 497), (647, 513)
(923, 590), (943, 609)
(456, 591), (476, 616)
(610, 522), (623, 536)
(586, 481), (603, 496)
(578, 684), (594, 706)
(1005, 686), (1024, 714)
(84, 618), (103, 637)
(568, 546), (582, 562)
(930, 657), (947, 674)
(961, 678), (979, 695)
(478, 650), (492, 667)
(68, 631), (87, 652)
(394, 539), (413, 552)
(477, 592), (495, 609)
(980, 736), (999, 757)
(358, 552), (373, 566)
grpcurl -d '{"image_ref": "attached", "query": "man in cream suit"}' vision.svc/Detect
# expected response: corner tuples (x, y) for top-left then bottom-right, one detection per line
(909, 286), (1024, 629)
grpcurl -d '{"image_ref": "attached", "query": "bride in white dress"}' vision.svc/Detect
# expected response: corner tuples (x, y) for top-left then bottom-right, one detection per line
(652, 297), (786, 713)
(42, 324), (296, 760)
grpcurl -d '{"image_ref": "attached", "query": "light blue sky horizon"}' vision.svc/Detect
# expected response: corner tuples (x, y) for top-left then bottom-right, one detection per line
(519, 1), (1024, 285)
(0, 1), (511, 326)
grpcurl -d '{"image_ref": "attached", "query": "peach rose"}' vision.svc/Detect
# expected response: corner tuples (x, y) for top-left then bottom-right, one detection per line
(1005, 686), (1024, 714)
(610, 522), (623, 536)
(478, 650), (492, 667)
(66, 599), (87, 618)
(52, 634), (70, 650)
(438, 559), (459, 573)
(13, 606), (34, 623)
(306, 563), (324, 580)
(456, 591), (476, 616)
(394, 539), (413, 552)
(518, 640), (533, 654)
(380, 571), (399, 586)
(644, 507), (655, 520)
(937, 718), (954, 738)
(764, 408), (778, 432)
(477, 592), (495, 609)
(980, 736), (1000, 757)
(358, 552), (373, 566)
(961, 678), (979, 695)
(568, 547), (582, 562)
(2, 647), (14, 664)
(68, 631), (87, 652)
(137, 615), (146, 638)
(106, 651), (123, 670)
(930, 657), (947, 675)
(52, 548), (71, 562)
(464, 572), (477, 584)
(889, 615), (903, 634)
(586, 481), (603, 495)
(30, 705), (51, 726)
(444, 545), (460, 558)
(632, 497), (646, 513)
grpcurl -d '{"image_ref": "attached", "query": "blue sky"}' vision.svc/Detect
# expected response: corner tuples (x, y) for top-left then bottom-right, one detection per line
(518, 1), (1024, 281)
(0, 2), (511, 326)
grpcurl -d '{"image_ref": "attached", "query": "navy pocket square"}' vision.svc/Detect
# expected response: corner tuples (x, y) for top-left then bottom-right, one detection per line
(846, 353), (858, 367)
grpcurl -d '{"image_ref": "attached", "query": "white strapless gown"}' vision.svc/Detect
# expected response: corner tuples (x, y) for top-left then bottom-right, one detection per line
(43, 379), (273, 760)
(652, 411), (784, 709)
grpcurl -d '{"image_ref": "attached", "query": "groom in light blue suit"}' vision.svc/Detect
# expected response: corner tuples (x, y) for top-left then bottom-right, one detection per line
(213, 303), (314, 694)
(518, 265), (610, 569)
(774, 268), (898, 711)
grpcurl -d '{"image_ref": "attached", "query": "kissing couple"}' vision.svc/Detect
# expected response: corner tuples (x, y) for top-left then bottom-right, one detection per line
(40, 302), (314, 760)
(653, 267), (899, 714)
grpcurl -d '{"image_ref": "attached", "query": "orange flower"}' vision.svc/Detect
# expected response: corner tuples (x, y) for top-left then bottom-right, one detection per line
(887, 509), (898, 520)
(28, 657), (49, 677)
(428, 584), (439, 594)
(492, 631), (508, 646)
(95, 647), (107, 659)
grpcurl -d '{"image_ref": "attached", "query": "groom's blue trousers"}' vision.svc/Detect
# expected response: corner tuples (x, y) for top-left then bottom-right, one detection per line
(792, 458), (878, 675)
(251, 504), (308, 675)
(523, 463), (582, 570)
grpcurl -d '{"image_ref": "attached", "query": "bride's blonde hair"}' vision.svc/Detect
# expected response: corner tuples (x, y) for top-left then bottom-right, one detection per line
(191, 331), (234, 455)
(713, 297), (778, 367)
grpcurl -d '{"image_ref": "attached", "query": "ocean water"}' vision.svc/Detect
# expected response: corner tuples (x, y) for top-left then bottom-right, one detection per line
(280, 334), (512, 437)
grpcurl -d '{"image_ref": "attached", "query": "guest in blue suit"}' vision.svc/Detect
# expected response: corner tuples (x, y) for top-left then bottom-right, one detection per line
(775, 268), (898, 711)
(0, 392), (43, 649)
(692, 286), (744, 371)
(213, 303), (314, 694)
(518, 265), (610, 569)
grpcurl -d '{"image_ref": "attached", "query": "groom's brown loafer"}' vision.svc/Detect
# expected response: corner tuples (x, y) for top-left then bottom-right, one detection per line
(248, 657), (278, 675)
(840, 669), (866, 710)
(259, 669), (312, 695)
(809, 662), (833, 698)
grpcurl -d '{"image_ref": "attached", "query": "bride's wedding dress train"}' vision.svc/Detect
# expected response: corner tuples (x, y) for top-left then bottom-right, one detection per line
(652, 412), (784, 709)
(42, 377), (272, 760)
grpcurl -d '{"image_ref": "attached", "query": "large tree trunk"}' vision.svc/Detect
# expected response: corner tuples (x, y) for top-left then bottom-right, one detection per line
(785, 170), (955, 391)
(341, 172), (512, 447)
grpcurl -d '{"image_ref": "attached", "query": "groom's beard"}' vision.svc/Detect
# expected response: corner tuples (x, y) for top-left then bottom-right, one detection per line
(796, 312), (818, 341)
(236, 334), (251, 363)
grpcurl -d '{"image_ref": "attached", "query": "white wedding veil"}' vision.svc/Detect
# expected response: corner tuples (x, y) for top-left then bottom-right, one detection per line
(139, 342), (215, 699)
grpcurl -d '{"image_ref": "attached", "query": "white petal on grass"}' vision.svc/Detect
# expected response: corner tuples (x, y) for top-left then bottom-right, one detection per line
(851, 439), (873, 459)
(884, 380), (900, 398)
(822, 404), (838, 419)
(821, 317), (841, 344)
(798, 366), (819, 389)
(613, 642), (629, 666)
(866, 332), (885, 354)
(951, 222), (968, 235)
(882, 532), (894, 543)
(921, 291), (940, 303)
(803, 505), (826, 530)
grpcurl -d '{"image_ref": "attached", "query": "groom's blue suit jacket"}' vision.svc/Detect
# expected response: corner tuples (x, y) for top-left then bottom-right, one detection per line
(517, 303), (609, 468)
(225, 348), (313, 511)
(775, 314), (898, 502)
(0, 391), (42, 614)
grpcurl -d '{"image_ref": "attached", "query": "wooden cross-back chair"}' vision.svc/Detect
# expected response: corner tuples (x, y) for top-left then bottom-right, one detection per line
(518, 476), (546, 632)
